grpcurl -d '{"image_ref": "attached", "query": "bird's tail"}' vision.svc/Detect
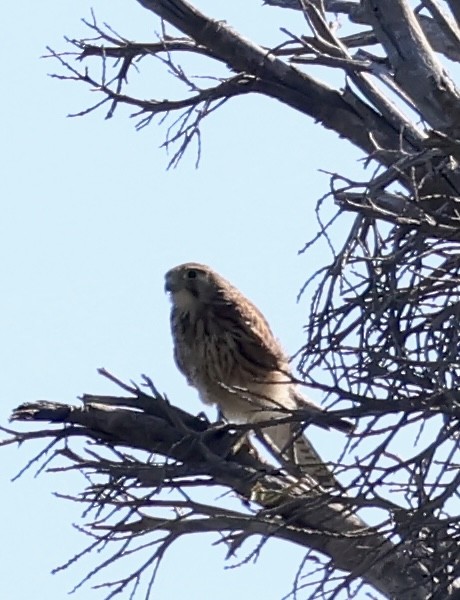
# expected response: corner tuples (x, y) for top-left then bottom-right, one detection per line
(260, 422), (342, 490)
(292, 389), (354, 434)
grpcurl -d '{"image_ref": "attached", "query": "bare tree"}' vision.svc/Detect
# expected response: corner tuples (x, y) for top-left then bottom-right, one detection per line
(3, 1), (460, 599)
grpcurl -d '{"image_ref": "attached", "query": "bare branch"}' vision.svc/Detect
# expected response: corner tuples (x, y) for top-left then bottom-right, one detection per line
(5, 377), (437, 600)
(362, 0), (460, 134)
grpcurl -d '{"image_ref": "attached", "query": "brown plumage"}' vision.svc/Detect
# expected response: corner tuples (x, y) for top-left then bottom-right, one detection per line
(165, 262), (352, 488)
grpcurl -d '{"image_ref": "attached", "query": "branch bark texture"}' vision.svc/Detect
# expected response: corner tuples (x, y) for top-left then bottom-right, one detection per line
(6, 385), (433, 600)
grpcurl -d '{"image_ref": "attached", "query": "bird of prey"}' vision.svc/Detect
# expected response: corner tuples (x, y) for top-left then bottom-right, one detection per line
(164, 262), (353, 488)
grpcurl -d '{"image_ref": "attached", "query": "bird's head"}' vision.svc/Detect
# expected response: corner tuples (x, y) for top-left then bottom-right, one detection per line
(165, 263), (224, 309)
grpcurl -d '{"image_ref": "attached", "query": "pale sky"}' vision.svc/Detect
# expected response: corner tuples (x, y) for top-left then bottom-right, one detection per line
(1, 1), (381, 599)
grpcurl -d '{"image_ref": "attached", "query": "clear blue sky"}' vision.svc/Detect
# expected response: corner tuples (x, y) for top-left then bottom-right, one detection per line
(1, 1), (373, 599)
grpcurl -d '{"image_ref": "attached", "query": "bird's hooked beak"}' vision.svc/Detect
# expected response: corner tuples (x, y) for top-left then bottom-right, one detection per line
(164, 272), (175, 293)
(164, 271), (183, 294)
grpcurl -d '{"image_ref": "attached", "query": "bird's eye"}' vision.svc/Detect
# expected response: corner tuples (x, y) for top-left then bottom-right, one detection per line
(187, 269), (197, 279)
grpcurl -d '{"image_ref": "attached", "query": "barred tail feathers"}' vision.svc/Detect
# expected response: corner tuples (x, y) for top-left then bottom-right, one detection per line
(261, 422), (341, 490)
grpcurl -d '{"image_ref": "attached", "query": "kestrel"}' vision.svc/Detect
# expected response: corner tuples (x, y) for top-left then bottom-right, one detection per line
(165, 262), (352, 488)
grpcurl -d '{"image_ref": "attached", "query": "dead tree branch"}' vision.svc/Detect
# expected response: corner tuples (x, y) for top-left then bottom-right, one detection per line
(4, 374), (439, 600)
(8, 2), (460, 598)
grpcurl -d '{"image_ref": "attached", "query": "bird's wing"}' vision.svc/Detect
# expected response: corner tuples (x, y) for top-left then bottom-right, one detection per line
(212, 288), (286, 372)
(259, 421), (341, 490)
(292, 389), (354, 433)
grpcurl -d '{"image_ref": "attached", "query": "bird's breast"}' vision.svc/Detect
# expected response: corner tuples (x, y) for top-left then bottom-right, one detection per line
(171, 307), (296, 419)
(174, 309), (255, 385)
